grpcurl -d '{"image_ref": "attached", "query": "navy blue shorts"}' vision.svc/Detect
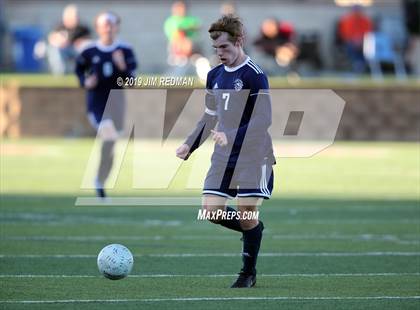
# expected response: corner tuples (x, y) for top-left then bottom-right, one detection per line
(203, 161), (274, 199)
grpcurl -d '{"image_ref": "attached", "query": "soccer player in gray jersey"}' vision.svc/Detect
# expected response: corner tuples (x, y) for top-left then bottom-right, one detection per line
(176, 15), (275, 288)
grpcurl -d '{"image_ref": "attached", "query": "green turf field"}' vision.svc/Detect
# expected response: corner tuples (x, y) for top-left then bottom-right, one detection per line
(0, 139), (419, 309)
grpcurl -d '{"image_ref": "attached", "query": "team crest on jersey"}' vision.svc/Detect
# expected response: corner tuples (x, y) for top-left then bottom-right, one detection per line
(92, 56), (100, 64)
(233, 79), (243, 91)
(102, 62), (113, 77)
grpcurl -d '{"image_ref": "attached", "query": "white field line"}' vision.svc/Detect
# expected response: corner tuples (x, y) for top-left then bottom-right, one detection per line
(2, 234), (419, 244)
(0, 214), (183, 226)
(1, 296), (420, 304)
(1, 252), (420, 258)
(75, 197), (201, 206)
(0, 273), (419, 278)
(73, 196), (420, 207)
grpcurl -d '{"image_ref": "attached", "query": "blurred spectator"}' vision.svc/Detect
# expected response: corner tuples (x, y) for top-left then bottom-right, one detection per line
(403, 0), (420, 76)
(47, 4), (91, 74)
(164, 1), (201, 68)
(253, 18), (298, 74)
(363, 18), (407, 80)
(220, 1), (236, 16)
(254, 18), (283, 58)
(296, 32), (323, 74)
(338, 5), (372, 73)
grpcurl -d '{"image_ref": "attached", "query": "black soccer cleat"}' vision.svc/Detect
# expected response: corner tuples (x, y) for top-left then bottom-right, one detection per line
(230, 271), (256, 288)
(95, 180), (107, 199)
(96, 187), (106, 199)
(96, 188), (106, 199)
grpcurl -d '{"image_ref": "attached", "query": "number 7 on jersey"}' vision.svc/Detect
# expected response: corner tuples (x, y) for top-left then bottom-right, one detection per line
(222, 93), (230, 111)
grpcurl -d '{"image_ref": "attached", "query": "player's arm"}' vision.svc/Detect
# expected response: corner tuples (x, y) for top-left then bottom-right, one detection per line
(75, 51), (88, 87)
(176, 90), (218, 160)
(113, 47), (137, 79)
(75, 51), (97, 89)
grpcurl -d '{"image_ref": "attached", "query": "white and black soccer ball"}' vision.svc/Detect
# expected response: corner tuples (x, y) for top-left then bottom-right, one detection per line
(97, 244), (134, 280)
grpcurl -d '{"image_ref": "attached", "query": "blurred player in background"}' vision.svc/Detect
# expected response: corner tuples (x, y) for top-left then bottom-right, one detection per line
(75, 12), (137, 198)
(176, 15), (275, 288)
(48, 4), (91, 74)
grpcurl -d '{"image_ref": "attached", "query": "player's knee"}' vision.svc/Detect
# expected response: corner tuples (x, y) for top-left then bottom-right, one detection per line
(201, 204), (223, 224)
(239, 218), (259, 230)
(202, 195), (227, 224)
(237, 205), (259, 230)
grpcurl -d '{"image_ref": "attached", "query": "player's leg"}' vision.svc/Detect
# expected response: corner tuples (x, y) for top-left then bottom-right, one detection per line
(230, 163), (274, 288)
(202, 165), (242, 232)
(201, 194), (243, 232)
(229, 198), (263, 288)
(201, 194), (227, 223)
(95, 140), (115, 198)
(221, 205), (243, 232)
(87, 113), (118, 198)
(95, 93), (126, 198)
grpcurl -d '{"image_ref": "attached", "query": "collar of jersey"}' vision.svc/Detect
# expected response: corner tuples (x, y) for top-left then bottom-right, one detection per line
(95, 40), (120, 52)
(224, 56), (250, 72)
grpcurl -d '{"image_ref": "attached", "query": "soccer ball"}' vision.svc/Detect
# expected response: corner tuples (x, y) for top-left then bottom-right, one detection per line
(97, 244), (134, 280)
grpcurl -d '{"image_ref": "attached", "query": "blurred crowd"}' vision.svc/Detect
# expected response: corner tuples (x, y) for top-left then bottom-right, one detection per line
(46, 4), (91, 75)
(2, 0), (420, 78)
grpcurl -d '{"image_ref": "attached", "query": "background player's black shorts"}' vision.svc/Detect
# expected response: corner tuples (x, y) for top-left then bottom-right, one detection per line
(86, 92), (126, 132)
(202, 160), (274, 199)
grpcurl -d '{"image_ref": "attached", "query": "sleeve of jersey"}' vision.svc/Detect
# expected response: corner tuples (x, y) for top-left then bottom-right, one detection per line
(75, 51), (88, 87)
(183, 79), (218, 158)
(225, 74), (271, 146)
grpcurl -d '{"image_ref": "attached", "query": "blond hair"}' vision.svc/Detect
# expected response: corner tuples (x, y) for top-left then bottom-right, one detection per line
(94, 11), (121, 27)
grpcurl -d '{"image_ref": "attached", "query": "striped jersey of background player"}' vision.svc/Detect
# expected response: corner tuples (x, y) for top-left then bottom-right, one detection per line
(75, 11), (137, 198)
(176, 15), (275, 288)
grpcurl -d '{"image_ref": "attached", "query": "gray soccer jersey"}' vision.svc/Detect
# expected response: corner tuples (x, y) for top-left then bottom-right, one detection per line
(185, 56), (275, 168)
